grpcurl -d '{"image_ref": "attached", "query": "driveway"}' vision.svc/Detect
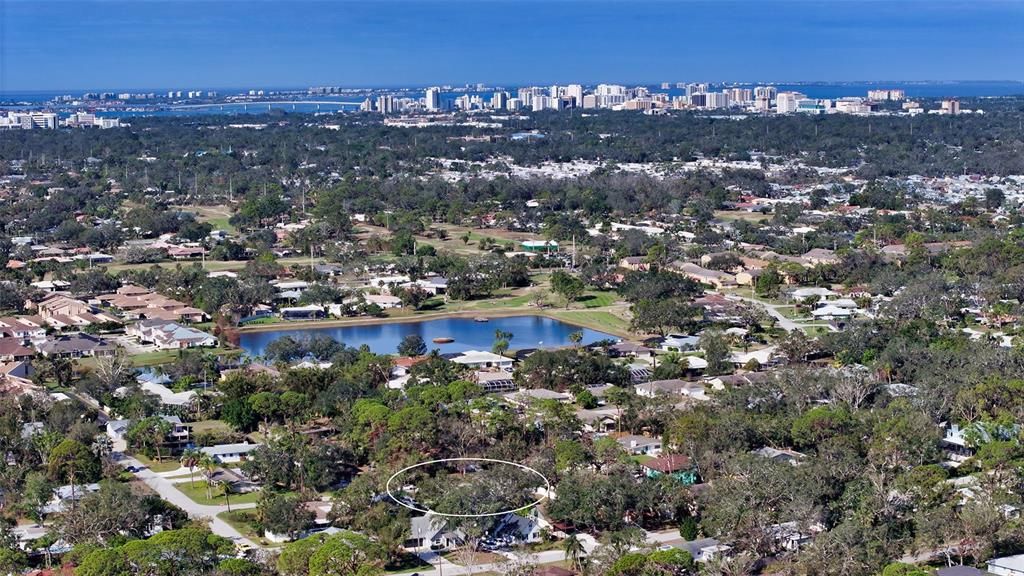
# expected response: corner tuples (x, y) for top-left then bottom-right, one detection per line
(118, 455), (258, 548)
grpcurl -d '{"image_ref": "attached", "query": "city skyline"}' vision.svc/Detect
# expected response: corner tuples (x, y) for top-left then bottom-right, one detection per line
(2, 1), (1023, 92)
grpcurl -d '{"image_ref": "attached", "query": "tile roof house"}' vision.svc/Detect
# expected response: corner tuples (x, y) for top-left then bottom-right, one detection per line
(33, 294), (119, 329)
(641, 454), (698, 484)
(128, 319), (217, 350)
(670, 262), (737, 289)
(36, 333), (116, 358)
(0, 338), (35, 361)
(0, 317), (47, 341)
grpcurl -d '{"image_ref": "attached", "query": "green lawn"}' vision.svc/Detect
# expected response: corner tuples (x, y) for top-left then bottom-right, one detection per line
(134, 454), (182, 473)
(130, 347), (241, 367)
(577, 290), (618, 309)
(189, 419), (233, 435)
(471, 294), (534, 310)
(218, 510), (262, 541)
(802, 326), (833, 337)
(775, 305), (805, 320)
(175, 481), (263, 507)
(551, 310), (631, 336)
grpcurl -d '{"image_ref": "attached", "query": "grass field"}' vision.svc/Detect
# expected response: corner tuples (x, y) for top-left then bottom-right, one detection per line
(577, 290), (619, 309)
(130, 347), (240, 368)
(470, 294), (534, 310)
(218, 510), (263, 541)
(189, 419), (232, 435)
(134, 454), (181, 473)
(551, 309), (631, 336)
(175, 481), (263, 507)
(174, 205), (238, 234)
(714, 209), (769, 223)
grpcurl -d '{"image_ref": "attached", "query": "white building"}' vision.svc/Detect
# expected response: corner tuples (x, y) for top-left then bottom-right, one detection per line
(490, 91), (508, 110)
(451, 350), (513, 370)
(989, 553), (1024, 576)
(200, 442), (260, 463)
(425, 87), (441, 111)
(705, 91), (730, 109)
(776, 92), (804, 114)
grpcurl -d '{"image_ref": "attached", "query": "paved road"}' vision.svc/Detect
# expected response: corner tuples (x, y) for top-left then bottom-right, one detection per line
(117, 456), (258, 548)
(725, 294), (837, 333)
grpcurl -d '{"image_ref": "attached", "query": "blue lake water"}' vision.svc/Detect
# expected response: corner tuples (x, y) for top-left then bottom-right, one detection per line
(238, 315), (617, 357)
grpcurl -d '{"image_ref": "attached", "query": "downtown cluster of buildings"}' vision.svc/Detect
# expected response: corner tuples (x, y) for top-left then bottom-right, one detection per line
(0, 111), (122, 130)
(350, 83), (968, 117)
(47, 90), (219, 102)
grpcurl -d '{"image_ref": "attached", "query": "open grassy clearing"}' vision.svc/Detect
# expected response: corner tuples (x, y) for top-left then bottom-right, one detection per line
(134, 454), (181, 473)
(174, 481), (262, 507)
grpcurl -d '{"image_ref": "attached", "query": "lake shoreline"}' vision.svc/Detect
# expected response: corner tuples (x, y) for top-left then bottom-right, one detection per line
(237, 308), (635, 340)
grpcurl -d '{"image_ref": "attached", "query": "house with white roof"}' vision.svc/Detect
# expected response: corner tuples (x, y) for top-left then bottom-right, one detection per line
(42, 483), (101, 514)
(635, 379), (708, 400)
(132, 373), (196, 407)
(405, 516), (465, 551)
(364, 294), (402, 309)
(730, 346), (778, 366)
(616, 434), (663, 456)
(790, 287), (836, 300)
(989, 553), (1024, 576)
(811, 305), (853, 319)
(451, 350), (513, 370)
(200, 442), (260, 463)
(504, 388), (572, 406)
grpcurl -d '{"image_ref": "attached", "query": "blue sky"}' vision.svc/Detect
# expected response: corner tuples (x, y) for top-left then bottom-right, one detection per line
(2, 0), (1022, 92)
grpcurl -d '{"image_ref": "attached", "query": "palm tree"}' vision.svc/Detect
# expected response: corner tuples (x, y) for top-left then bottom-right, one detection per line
(220, 479), (233, 512)
(198, 453), (218, 501)
(180, 448), (201, 488)
(569, 330), (583, 349)
(150, 418), (172, 463)
(563, 533), (586, 573)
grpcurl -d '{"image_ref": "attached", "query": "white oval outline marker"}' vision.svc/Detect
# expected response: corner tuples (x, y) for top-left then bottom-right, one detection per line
(385, 457), (551, 518)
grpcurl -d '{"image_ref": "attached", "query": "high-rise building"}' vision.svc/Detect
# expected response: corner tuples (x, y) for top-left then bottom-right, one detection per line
(376, 95), (396, 114)
(705, 92), (730, 109)
(776, 92), (803, 113)
(941, 99), (961, 115)
(565, 84), (584, 107)
(491, 91), (509, 110)
(425, 87), (441, 111)
(754, 86), (777, 102)
(582, 94), (598, 109)
(728, 88), (753, 105)
(868, 89), (907, 101)
(686, 83), (708, 97)
(1, 112), (58, 130)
